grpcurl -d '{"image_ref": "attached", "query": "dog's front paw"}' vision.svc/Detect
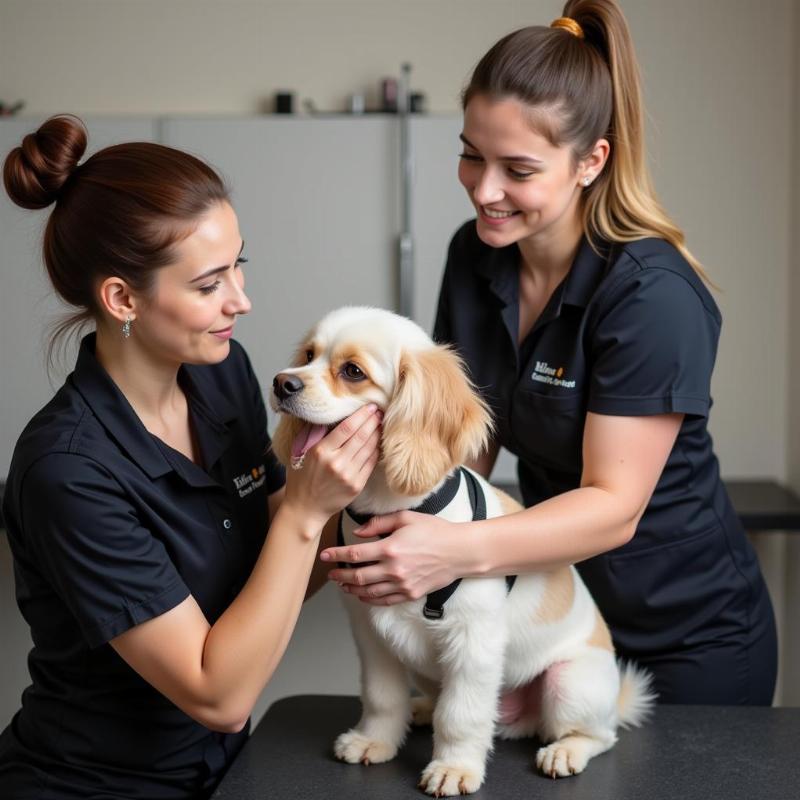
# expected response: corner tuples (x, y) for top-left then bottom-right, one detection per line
(419, 759), (484, 796)
(333, 729), (398, 765)
(535, 741), (589, 778)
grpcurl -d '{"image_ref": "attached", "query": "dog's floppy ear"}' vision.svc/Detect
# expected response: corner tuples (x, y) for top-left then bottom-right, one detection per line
(381, 345), (493, 497)
(271, 414), (306, 467)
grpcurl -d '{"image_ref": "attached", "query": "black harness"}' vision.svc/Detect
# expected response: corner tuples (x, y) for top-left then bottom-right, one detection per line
(338, 467), (516, 620)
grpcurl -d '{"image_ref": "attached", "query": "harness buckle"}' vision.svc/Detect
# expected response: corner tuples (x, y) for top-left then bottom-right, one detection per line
(422, 605), (444, 620)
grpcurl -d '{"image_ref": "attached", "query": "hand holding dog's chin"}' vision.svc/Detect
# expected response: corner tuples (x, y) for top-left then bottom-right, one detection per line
(282, 408), (382, 533)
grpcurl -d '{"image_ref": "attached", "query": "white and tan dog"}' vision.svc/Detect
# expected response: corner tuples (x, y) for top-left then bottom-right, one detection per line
(270, 306), (654, 797)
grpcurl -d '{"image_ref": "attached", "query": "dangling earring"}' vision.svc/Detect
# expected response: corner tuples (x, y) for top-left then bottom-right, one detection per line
(122, 315), (132, 339)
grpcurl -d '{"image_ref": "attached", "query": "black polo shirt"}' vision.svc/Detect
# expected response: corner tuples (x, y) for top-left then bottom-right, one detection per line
(0, 334), (285, 799)
(434, 220), (773, 661)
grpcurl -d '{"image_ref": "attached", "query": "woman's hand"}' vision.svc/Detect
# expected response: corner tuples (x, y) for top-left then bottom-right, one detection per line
(283, 404), (382, 527)
(320, 511), (465, 605)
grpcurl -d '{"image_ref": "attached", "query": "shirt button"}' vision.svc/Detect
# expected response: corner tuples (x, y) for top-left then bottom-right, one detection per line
(223, 518), (233, 530)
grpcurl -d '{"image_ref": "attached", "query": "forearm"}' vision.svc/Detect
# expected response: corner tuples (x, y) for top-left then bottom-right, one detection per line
(304, 516), (336, 601)
(197, 503), (326, 727)
(269, 487), (333, 602)
(461, 485), (639, 578)
(114, 404), (383, 731)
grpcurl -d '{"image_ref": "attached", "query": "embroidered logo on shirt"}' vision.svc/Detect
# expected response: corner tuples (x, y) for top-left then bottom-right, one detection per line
(531, 361), (576, 389)
(233, 464), (267, 498)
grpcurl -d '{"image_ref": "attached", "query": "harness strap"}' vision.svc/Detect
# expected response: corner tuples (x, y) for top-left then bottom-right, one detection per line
(420, 469), (480, 619)
(338, 467), (516, 621)
(422, 469), (517, 619)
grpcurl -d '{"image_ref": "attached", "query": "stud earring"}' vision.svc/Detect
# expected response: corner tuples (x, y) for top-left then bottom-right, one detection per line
(582, 176), (592, 187)
(122, 315), (132, 339)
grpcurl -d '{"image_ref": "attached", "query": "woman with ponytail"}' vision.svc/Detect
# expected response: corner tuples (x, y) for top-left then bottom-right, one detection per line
(324, 0), (777, 708)
(0, 115), (381, 798)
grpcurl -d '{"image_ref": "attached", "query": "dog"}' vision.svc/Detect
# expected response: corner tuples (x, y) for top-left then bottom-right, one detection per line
(269, 306), (655, 796)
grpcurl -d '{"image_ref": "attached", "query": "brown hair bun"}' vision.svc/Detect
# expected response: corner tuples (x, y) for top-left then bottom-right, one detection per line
(3, 114), (88, 209)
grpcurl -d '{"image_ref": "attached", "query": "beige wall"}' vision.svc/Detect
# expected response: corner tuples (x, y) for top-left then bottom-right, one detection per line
(0, 0), (546, 116)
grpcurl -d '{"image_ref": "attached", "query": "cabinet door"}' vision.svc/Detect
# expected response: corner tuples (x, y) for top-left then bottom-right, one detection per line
(162, 116), (399, 398)
(0, 118), (157, 477)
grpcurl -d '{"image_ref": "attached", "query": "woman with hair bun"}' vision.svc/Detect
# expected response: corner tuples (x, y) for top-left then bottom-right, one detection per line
(324, 0), (778, 710)
(1, 115), (382, 798)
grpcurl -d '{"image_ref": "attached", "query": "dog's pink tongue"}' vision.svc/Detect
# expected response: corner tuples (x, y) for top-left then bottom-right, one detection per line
(291, 423), (328, 459)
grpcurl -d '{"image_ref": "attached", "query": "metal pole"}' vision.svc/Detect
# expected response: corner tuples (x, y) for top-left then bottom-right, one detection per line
(398, 62), (414, 319)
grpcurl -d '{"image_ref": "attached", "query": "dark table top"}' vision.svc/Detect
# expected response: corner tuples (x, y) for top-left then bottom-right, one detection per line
(212, 695), (800, 800)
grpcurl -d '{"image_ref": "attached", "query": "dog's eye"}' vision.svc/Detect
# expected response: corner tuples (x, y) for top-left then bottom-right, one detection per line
(305, 349), (314, 363)
(342, 362), (366, 381)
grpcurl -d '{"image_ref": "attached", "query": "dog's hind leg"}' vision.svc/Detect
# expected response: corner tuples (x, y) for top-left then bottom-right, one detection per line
(334, 602), (411, 765)
(534, 649), (620, 778)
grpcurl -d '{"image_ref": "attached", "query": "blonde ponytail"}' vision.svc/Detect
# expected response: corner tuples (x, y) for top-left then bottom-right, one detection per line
(564, 0), (714, 284)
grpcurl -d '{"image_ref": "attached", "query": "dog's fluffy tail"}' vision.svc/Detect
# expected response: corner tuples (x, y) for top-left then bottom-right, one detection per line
(616, 661), (657, 729)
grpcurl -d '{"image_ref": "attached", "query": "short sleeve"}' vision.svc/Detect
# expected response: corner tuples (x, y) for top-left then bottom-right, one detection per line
(19, 454), (190, 648)
(587, 268), (720, 418)
(238, 342), (286, 494)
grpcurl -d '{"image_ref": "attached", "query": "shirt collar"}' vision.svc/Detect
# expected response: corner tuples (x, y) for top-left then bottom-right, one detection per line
(180, 364), (239, 473)
(70, 333), (238, 481)
(473, 233), (613, 311)
(180, 362), (239, 430)
(71, 334), (171, 478)
(560, 235), (614, 309)
(474, 243), (519, 306)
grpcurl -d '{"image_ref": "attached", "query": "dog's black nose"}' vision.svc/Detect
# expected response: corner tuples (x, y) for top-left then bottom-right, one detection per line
(273, 373), (305, 401)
